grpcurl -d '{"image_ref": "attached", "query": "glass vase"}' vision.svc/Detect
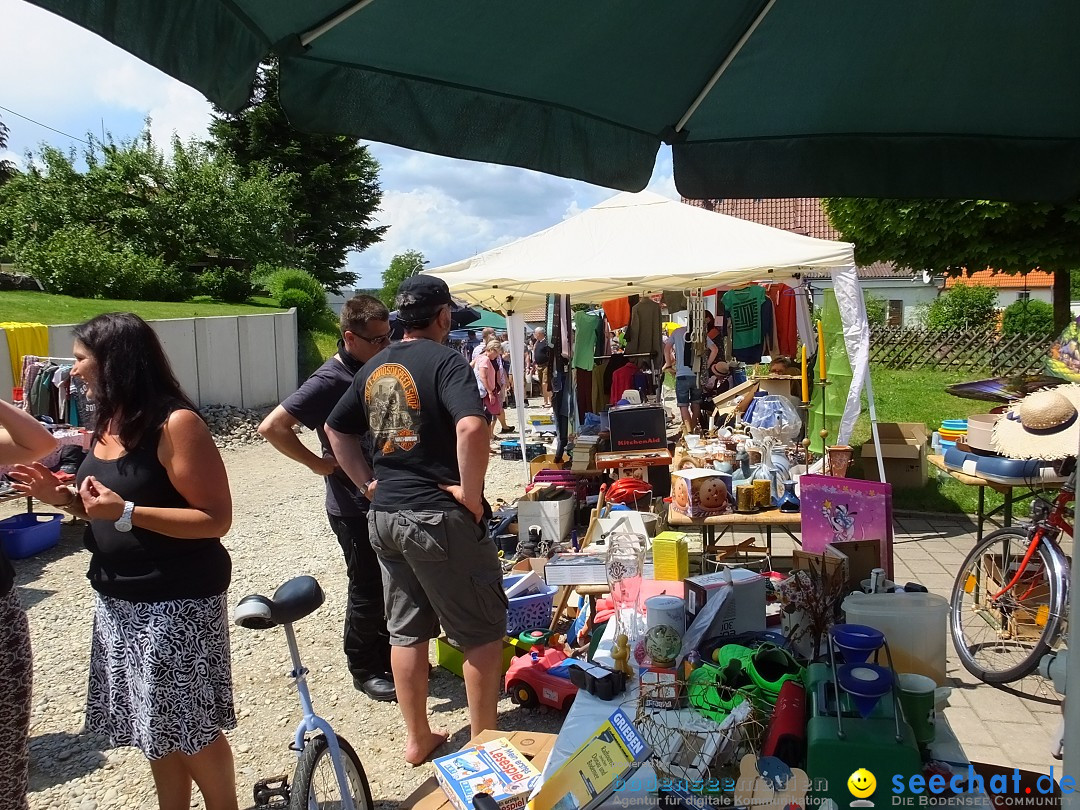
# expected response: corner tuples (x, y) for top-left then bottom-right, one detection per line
(777, 480), (801, 513)
(605, 532), (646, 647)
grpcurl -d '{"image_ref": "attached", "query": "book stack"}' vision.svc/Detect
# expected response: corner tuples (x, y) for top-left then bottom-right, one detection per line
(544, 551), (655, 586)
(571, 434), (601, 471)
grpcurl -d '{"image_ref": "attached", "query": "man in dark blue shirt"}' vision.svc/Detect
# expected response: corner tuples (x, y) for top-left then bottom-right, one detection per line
(258, 295), (396, 702)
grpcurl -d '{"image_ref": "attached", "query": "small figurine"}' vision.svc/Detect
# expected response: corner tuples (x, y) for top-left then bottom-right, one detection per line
(611, 633), (632, 677)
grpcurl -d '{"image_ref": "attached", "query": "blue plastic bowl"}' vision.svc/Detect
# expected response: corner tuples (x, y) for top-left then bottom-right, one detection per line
(830, 624), (884, 663)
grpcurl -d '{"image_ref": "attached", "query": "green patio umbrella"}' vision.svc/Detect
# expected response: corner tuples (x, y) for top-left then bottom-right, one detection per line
(25, 0), (1080, 200)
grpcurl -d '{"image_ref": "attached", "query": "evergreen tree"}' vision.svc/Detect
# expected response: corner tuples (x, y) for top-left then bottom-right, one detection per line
(0, 114), (16, 184)
(209, 61), (387, 291)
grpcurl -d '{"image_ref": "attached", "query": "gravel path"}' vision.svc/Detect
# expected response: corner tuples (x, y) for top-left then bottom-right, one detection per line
(9, 423), (561, 809)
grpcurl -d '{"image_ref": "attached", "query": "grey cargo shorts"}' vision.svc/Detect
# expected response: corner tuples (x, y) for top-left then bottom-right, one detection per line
(368, 507), (508, 649)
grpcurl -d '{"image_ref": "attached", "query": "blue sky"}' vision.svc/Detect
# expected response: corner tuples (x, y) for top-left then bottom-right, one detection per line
(0, 0), (678, 289)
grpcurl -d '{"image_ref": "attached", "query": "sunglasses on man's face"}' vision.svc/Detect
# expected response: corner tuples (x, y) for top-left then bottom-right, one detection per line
(354, 330), (392, 346)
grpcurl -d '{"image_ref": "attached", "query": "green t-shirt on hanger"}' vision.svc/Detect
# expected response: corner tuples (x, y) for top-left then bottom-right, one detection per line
(572, 311), (600, 370)
(721, 285), (768, 351)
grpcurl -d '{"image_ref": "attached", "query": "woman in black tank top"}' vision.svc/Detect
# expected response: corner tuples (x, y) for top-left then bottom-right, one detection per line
(1, 398), (59, 810)
(10, 314), (239, 810)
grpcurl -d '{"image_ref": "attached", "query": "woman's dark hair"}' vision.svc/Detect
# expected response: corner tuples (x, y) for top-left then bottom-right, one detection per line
(73, 313), (199, 449)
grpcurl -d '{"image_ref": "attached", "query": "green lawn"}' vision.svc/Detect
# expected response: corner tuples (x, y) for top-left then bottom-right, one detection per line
(0, 290), (283, 324)
(847, 367), (1007, 515)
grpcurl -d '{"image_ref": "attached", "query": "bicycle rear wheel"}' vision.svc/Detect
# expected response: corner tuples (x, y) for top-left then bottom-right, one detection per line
(290, 733), (373, 810)
(950, 527), (1065, 684)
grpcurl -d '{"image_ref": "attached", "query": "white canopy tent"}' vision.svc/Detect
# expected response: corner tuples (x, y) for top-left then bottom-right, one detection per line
(425, 191), (885, 482)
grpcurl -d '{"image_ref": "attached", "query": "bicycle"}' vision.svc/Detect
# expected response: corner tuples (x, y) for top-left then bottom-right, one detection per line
(234, 575), (374, 810)
(949, 457), (1073, 685)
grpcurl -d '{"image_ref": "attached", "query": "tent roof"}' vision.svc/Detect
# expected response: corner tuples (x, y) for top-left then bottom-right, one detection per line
(426, 192), (854, 312)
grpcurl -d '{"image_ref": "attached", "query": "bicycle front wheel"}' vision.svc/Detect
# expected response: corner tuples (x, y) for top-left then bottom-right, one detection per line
(950, 527), (1065, 684)
(291, 733), (373, 810)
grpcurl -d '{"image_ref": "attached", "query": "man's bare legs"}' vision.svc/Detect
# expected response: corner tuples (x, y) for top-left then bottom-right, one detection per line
(392, 643), (449, 766)
(462, 639), (503, 739)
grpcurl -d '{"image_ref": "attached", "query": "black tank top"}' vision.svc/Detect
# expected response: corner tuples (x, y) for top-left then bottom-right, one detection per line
(77, 416), (231, 602)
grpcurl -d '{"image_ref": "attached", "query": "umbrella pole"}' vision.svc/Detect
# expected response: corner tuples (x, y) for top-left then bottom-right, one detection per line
(863, 362), (887, 483)
(506, 312), (531, 484)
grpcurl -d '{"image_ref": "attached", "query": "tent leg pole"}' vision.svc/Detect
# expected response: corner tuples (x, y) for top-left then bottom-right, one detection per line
(863, 361), (886, 483)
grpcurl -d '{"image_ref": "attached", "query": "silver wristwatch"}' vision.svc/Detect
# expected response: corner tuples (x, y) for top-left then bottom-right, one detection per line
(114, 501), (135, 532)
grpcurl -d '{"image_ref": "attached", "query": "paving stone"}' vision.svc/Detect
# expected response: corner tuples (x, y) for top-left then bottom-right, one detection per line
(987, 721), (1056, 763)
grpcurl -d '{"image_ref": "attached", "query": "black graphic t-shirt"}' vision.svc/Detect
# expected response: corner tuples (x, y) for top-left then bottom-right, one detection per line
(326, 339), (486, 512)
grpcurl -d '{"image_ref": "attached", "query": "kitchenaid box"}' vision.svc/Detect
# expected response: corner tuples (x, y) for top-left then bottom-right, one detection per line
(608, 405), (667, 452)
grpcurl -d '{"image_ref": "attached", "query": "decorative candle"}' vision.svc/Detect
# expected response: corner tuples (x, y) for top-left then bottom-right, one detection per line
(801, 344), (809, 403)
(817, 320), (826, 380)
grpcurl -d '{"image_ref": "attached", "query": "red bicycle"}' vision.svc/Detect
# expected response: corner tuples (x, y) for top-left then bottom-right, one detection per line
(950, 458), (1073, 684)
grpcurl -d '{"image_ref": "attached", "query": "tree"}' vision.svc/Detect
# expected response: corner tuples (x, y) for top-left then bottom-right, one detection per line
(209, 61), (388, 291)
(922, 283), (998, 331)
(863, 292), (887, 328)
(379, 250), (427, 309)
(823, 198), (1080, 331)
(0, 128), (297, 299)
(0, 114), (15, 184)
(1001, 299), (1055, 336)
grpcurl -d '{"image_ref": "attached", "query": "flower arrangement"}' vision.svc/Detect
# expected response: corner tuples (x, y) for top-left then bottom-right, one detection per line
(778, 555), (846, 659)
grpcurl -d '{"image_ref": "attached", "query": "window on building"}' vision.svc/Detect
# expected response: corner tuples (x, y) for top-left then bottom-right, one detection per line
(1017, 291), (1031, 302)
(888, 300), (903, 327)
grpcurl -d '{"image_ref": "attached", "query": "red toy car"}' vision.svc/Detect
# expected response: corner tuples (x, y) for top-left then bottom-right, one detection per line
(504, 638), (578, 712)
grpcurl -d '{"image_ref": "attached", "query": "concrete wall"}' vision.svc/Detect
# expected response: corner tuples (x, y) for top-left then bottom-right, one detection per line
(0, 310), (298, 409)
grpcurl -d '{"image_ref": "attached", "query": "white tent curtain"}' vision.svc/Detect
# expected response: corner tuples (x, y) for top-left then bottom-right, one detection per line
(831, 266), (886, 482)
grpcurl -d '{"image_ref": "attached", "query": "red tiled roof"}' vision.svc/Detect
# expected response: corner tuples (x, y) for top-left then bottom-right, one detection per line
(522, 305), (546, 321)
(685, 197), (841, 240)
(944, 269), (1054, 289)
(683, 198), (916, 280)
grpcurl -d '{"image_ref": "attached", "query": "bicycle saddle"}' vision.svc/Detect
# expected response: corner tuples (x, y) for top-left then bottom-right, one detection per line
(233, 575), (325, 630)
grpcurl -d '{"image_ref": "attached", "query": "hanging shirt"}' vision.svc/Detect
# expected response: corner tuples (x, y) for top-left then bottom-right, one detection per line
(602, 297), (632, 331)
(572, 311), (601, 370)
(662, 290), (687, 314)
(624, 298), (662, 363)
(766, 283), (799, 358)
(610, 362), (639, 402)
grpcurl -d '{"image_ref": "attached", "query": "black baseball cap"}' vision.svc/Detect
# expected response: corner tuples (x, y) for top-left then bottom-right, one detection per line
(395, 275), (453, 312)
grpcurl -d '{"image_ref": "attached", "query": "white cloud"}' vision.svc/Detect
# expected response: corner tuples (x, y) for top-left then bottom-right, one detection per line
(0, 150), (23, 171)
(93, 62), (213, 145)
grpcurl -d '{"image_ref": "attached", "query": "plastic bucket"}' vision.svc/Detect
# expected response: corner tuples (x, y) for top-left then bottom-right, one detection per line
(841, 591), (949, 685)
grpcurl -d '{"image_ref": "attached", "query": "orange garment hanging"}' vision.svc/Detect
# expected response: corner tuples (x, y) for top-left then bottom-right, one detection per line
(602, 297), (631, 331)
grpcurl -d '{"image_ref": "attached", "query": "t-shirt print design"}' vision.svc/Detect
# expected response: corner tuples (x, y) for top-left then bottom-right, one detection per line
(365, 364), (421, 453)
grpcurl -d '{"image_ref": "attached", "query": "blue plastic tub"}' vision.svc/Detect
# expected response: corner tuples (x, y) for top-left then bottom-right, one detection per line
(503, 574), (558, 636)
(0, 513), (63, 560)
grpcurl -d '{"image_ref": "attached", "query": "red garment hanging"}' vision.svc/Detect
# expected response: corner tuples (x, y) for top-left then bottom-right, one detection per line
(766, 283), (799, 358)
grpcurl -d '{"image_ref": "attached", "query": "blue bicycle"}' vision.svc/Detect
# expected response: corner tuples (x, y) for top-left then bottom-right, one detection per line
(234, 576), (373, 810)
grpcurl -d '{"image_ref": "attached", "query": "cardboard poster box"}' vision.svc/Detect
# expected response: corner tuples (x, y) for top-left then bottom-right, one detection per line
(861, 422), (929, 489)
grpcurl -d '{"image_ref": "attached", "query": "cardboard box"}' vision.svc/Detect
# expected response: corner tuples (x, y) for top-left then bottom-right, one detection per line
(670, 468), (731, 518)
(608, 405), (667, 452)
(432, 736), (541, 810)
(401, 731), (555, 810)
(517, 489), (575, 544)
(792, 546), (849, 595)
(683, 568), (765, 637)
(828, 539), (882, 593)
(652, 531), (689, 581)
(639, 665), (682, 709)
(861, 422), (929, 488)
(529, 453), (566, 479)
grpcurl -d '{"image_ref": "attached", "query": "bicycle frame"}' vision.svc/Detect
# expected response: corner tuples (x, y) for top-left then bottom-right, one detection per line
(988, 468), (1073, 603)
(283, 622), (358, 810)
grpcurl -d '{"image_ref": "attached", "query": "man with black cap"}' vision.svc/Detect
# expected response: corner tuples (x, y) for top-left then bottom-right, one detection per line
(325, 275), (506, 766)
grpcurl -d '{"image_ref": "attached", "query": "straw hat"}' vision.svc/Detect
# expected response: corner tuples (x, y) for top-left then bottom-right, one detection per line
(991, 385), (1080, 460)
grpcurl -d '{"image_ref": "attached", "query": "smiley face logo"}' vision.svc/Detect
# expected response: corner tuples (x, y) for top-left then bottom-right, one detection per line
(848, 768), (876, 800)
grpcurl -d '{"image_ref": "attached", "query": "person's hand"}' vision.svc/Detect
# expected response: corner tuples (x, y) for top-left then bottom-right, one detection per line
(363, 479), (378, 498)
(7, 463), (70, 505)
(439, 484), (483, 523)
(79, 475), (126, 521)
(309, 455), (338, 477)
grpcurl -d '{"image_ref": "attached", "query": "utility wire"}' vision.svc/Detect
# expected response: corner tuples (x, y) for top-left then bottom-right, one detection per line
(0, 103), (93, 147)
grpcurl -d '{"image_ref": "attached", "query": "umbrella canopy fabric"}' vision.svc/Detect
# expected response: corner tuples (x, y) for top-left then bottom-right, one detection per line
(26, 0), (1080, 201)
(426, 191), (854, 313)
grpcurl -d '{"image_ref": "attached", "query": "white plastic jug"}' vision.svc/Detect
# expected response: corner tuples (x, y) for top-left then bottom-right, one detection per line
(841, 591), (950, 685)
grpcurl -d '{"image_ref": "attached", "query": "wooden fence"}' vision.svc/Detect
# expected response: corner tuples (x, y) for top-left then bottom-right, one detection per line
(869, 327), (1054, 375)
